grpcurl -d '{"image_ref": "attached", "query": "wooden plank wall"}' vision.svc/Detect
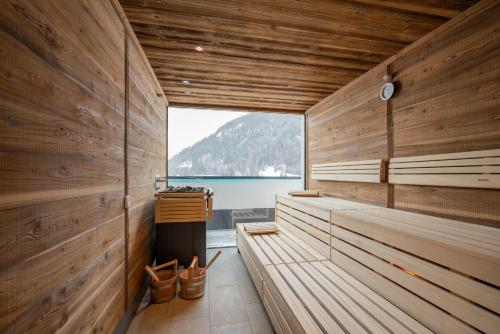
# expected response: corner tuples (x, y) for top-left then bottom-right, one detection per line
(126, 37), (167, 306)
(307, 0), (500, 227)
(307, 63), (389, 206)
(0, 0), (167, 332)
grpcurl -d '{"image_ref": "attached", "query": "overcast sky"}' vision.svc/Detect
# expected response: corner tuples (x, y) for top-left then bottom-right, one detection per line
(168, 107), (248, 158)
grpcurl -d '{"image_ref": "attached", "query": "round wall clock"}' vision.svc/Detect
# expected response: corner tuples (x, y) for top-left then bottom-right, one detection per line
(380, 82), (395, 101)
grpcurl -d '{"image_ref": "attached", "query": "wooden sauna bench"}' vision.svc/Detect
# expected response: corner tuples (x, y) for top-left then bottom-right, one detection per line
(236, 195), (500, 334)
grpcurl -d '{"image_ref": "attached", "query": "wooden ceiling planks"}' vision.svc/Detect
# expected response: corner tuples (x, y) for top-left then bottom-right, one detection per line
(120, 0), (477, 112)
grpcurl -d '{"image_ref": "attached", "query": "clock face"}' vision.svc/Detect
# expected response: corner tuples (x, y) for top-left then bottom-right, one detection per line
(380, 82), (395, 101)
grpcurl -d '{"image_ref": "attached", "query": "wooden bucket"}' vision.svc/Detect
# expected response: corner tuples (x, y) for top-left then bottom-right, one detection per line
(179, 256), (206, 300)
(145, 259), (178, 304)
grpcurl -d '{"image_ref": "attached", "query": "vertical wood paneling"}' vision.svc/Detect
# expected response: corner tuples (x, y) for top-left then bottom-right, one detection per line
(0, 0), (167, 332)
(306, 0), (500, 226)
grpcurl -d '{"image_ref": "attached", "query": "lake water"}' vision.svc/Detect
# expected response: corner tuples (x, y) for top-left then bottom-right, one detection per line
(168, 177), (304, 210)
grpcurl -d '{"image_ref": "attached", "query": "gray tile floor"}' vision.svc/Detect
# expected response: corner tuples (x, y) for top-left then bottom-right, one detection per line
(207, 229), (236, 248)
(127, 247), (274, 334)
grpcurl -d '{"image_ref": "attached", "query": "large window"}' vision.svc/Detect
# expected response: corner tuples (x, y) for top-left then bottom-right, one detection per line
(168, 107), (304, 246)
(168, 107), (303, 178)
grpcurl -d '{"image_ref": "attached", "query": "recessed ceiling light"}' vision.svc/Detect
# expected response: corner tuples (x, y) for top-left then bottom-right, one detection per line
(195, 46), (204, 52)
(182, 80), (190, 85)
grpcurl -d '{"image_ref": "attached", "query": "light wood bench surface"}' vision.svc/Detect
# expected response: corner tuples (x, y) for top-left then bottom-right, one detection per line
(237, 195), (500, 334)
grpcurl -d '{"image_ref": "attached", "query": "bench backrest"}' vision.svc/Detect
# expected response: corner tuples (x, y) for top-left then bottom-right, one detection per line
(389, 149), (500, 189)
(311, 159), (386, 183)
(330, 208), (500, 333)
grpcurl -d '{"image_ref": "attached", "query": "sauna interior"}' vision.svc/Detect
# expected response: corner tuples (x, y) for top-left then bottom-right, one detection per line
(1, 0), (499, 333)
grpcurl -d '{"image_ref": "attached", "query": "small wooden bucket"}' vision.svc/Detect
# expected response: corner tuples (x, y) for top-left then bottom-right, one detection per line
(145, 259), (178, 304)
(179, 256), (206, 300)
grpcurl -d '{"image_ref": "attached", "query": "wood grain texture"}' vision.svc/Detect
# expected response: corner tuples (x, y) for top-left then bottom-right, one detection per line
(307, 63), (389, 205)
(0, 0), (168, 332)
(306, 0), (500, 224)
(311, 159), (384, 183)
(390, 0), (500, 224)
(119, 0), (474, 111)
(126, 34), (167, 305)
(0, 1), (126, 333)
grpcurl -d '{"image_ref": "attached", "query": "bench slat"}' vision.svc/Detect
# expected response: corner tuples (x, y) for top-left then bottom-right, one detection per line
(263, 282), (292, 334)
(287, 263), (372, 334)
(277, 231), (322, 262)
(262, 289), (285, 334)
(277, 195), (330, 221)
(276, 217), (330, 258)
(311, 261), (432, 334)
(331, 225), (500, 314)
(265, 266), (323, 334)
(253, 235), (283, 265)
(277, 203), (330, 233)
(331, 210), (500, 286)
(276, 210), (330, 244)
(260, 234), (295, 263)
(362, 209), (500, 246)
(269, 234), (306, 263)
(331, 233), (500, 333)
(276, 264), (346, 333)
(330, 248), (479, 334)
(237, 239), (264, 297)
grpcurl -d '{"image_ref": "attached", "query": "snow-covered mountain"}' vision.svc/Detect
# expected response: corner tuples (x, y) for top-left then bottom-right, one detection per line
(169, 113), (302, 177)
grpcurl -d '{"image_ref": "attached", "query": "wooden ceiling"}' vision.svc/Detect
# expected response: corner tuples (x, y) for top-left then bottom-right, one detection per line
(120, 0), (476, 112)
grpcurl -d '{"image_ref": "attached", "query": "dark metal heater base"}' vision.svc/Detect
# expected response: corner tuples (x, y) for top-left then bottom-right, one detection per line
(155, 222), (206, 268)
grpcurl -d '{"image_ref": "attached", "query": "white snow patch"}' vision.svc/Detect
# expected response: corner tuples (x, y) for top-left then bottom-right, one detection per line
(179, 160), (192, 169)
(259, 166), (282, 177)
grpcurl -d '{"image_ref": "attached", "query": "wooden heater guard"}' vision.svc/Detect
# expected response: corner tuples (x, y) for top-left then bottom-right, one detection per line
(155, 192), (213, 224)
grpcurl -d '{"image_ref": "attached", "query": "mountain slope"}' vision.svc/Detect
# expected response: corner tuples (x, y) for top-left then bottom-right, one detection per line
(169, 113), (302, 176)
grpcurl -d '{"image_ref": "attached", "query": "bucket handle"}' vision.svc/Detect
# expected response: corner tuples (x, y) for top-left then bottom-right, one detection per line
(152, 259), (178, 273)
(200, 250), (221, 275)
(145, 265), (160, 283)
(187, 256), (199, 280)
